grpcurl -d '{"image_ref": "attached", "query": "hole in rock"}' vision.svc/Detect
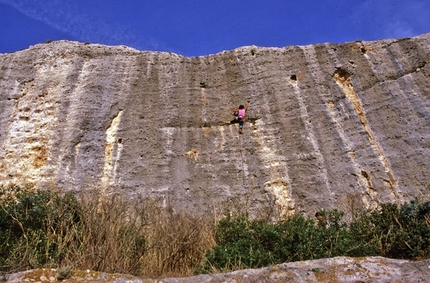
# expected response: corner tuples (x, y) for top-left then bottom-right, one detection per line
(361, 170), (370, 180)
(333, 68), (351, 81)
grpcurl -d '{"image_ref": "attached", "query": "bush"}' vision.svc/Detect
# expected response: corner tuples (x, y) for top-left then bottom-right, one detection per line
(0, 186), (215, 277)
(350, 201), (430, 259)
(198, 210), (353, 272)
(0, 186), (81, 269)
(2, 185), (429, 277)
(201, 215), (277, 272)
(197, 201), (430, 273)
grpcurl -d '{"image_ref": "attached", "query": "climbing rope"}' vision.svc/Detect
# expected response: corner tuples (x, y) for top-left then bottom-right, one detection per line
(238, 130), (248, 191)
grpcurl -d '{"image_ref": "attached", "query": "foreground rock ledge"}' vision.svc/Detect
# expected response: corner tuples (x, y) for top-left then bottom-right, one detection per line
(4, 256), (430, 282)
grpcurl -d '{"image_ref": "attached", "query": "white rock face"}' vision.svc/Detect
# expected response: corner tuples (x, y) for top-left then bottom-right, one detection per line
(0, 34), (429, 219)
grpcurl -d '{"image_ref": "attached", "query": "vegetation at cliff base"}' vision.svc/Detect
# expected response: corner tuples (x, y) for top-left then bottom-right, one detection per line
(0, 185), (214, 277)
(197, 201), (430, 273)
(1, 185), (429, 277)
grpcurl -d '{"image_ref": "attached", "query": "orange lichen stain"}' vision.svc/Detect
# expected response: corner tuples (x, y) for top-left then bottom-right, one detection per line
(26, 136), (38, 143)
(15, 268), (56, 282)
(13, 268), (140, 283)
(31, 144), (48, 168)
(186, 149), (198, 161)
(101, 110), (123, 188)
(313, 268), (337, 282)
(202, 125), (212, 137)
(264, 179), (295, 219)
(201, 88), (207, 104)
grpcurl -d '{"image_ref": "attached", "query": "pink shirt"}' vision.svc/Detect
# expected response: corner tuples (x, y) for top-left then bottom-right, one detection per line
(238, 109), (246, 119)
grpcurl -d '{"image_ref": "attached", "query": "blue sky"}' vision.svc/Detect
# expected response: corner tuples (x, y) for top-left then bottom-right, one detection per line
(1, 0), (429, 57)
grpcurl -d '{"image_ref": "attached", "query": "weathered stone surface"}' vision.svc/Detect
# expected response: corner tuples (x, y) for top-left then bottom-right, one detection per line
(0, 33), (429, 219)
(158, 257), (430, 283)
(4, 268), (143, 282)
(5, 257), (430, 282)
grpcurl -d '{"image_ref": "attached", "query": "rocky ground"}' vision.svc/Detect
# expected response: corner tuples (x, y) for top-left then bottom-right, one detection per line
(4, 257), (430, 282)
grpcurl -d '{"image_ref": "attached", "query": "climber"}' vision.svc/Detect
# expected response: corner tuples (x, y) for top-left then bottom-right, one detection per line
(224, 101), (249, 134)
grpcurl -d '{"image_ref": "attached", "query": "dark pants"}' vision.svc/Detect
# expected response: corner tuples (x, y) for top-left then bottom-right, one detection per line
(230, 117), (244, 128)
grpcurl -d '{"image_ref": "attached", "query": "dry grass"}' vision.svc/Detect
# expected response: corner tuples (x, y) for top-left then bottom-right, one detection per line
(0, 186), (216, 278)
(71, 190), (216, 277)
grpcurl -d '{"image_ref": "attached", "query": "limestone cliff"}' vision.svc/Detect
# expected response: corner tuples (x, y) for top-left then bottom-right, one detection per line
(0, 33), (429, 219)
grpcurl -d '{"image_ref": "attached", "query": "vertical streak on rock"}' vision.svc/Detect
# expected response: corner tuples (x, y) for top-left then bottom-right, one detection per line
(252, 118), (295, 219)
(201, 88), (207, 105)
(159, 126), (175, 208)
(200, 87), (208, 128)
(74, 142), (81, 169)
(224, 125), (247, 190)
(364, 41), (430, 195)
(300, 45), (379, 208)
(199, 57), (208, 127)
(161, 126), (175, 183)
(101, 110), (123, 190)
(235, 49), (294, 218)
(333, 69), (402, 203)
(289, 80), (332, 195)
(58, 58), (91, 185)
(161, 127), (175, 156)
(218, 127), (226, 151)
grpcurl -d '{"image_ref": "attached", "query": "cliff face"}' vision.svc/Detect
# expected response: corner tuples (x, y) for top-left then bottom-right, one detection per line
(0, 34), (429, 219)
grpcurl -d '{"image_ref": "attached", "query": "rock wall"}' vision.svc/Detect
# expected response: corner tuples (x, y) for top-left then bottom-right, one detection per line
(0, 33), (429, 219)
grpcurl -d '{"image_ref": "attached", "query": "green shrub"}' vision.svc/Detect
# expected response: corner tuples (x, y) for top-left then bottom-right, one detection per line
(2, 185), (429, 277)
(0, 186), (81, 268)
(201, 215), (275, 272)
(197, 201), (430, 273)
(198, 214), (331, 272)
(349, 200), (430, 259)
